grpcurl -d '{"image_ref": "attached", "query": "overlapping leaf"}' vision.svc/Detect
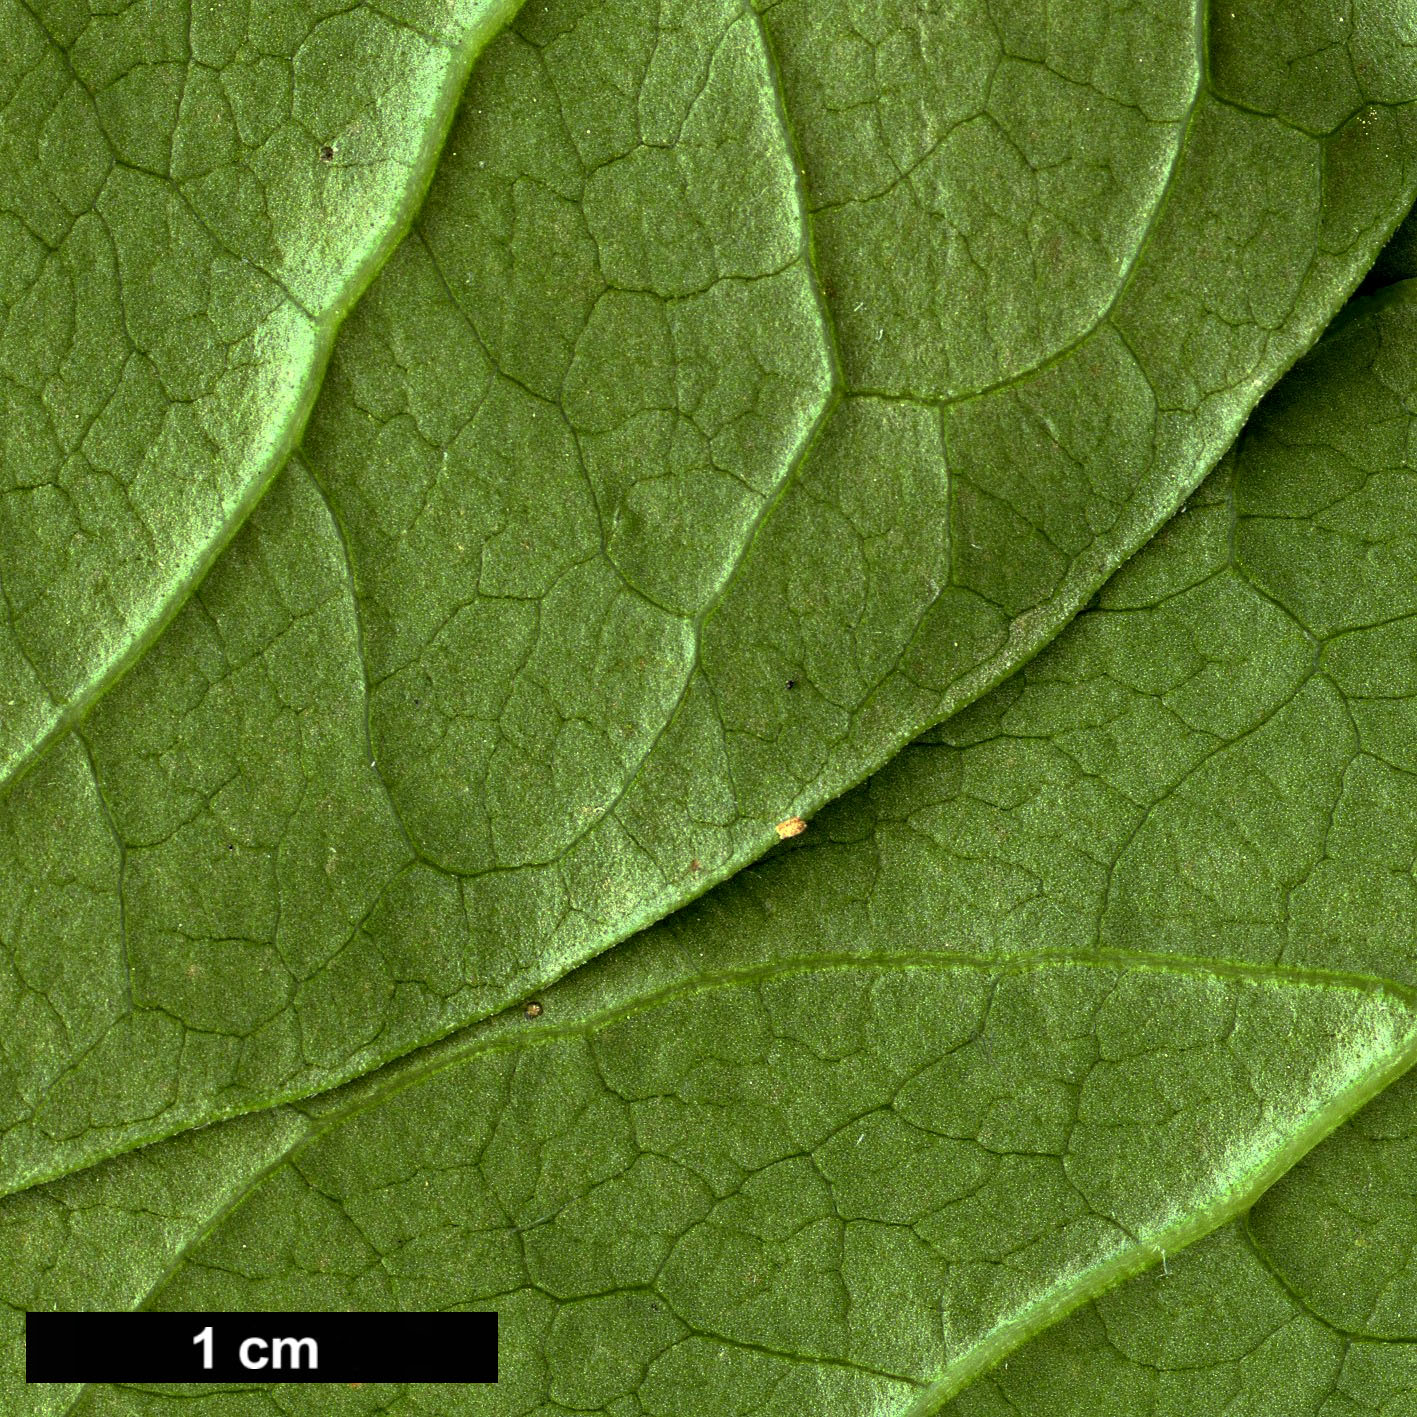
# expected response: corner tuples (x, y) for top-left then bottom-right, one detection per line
(944, 1221), (1417, 1416)
(6, 958), (1415, 1415)
(14, 269), (1417, 1412)
(8, 0), (1417, 1202)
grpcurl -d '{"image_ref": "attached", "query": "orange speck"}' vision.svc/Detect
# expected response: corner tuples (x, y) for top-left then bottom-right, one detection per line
(775, 816), (807, 839)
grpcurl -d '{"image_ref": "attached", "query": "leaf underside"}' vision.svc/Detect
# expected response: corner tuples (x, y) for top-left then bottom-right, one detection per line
(9, 957), (1417, 1416)
(9, 2), (1417, 1415)
(7, 0), (1417, 1205)
(945, 1219), (1417, 1417)
(9, 273), (1417, 1413)
(0, 0), (524, 790)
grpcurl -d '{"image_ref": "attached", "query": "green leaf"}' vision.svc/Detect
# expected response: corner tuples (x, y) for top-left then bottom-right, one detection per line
(1, 1109), (307, 1417)
(0, 0), (523, 791)
(295, 0), (1417, 1075)
(12, 4), (1417, 1410)
(942, 1220), (1417, 1416)
(7, 957), (1416, 1415)
(15, 272), (1417, 1408)
(1248, 1071), (1417, 1342)
(1362, 199), (1417, 294)
(9, 0), (1417, 1199)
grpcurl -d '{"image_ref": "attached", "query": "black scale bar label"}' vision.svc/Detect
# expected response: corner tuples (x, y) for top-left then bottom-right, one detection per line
(27, 1311), (497, 1383)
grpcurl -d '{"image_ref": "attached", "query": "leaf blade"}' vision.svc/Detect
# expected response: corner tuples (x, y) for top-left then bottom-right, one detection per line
(9, 956), (1416, 1415)
(10, 0), (1417, 1196)
(0, 0), (527, 796)
(16, 212), (1417, 1411)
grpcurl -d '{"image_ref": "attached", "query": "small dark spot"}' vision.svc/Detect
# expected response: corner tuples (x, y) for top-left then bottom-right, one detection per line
(226, 842), (235, 851)
(524, 1001), (543, 1020)
(319, 144), (335, 162)
(785, 679), (796, 690)
(689, 858), (701, 874)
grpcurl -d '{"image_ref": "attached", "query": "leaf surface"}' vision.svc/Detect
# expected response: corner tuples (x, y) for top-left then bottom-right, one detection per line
(11, 5), (1417, 1411)
(1248, 1072), (1417, 1344)
(15, 276), (1417, 1406)
(7, 957), (1416, 1416)
(0, 0), (524, 792)
(295, 0), (1417, 1069)
(2, 1109), (307, 1417)
(9, 0), (1417, 1196)
(942, 1220), (1417, 1417)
